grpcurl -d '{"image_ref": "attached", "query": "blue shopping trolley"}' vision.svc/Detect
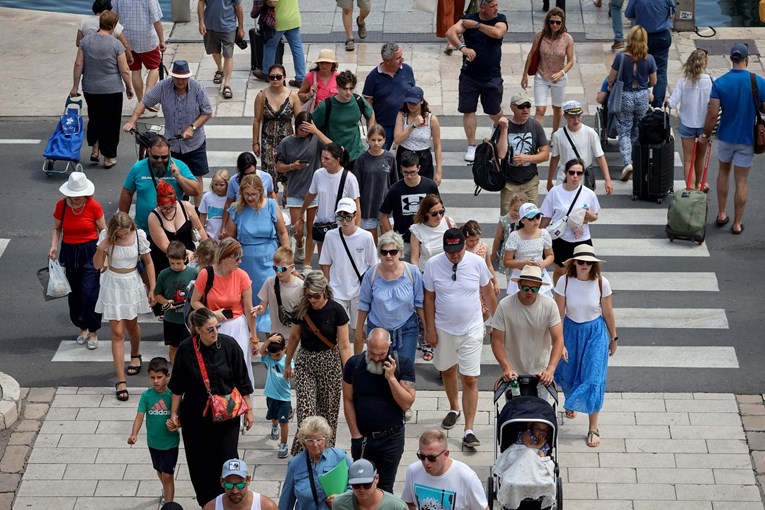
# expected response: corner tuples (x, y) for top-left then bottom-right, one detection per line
(42, 96), (85, 176)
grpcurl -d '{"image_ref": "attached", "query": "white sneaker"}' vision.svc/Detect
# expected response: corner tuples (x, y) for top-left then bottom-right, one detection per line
(620, 163), (634, 182)
(464, 145), (477, 162)
(270, 425), (279, 440)
(295, 244), (305, 263)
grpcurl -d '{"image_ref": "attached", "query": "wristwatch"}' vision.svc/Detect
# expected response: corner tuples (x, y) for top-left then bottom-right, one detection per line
(611, 336), (619, 342)
(190, 124), (197, 131)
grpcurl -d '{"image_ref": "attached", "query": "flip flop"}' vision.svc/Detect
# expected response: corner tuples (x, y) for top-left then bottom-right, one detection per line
(732, 224), (745, 235)
(587, 429), (600, 447)
(213, 70), (224, 84)
(565, 409), (577, 419)
(715, 216), (730, 227)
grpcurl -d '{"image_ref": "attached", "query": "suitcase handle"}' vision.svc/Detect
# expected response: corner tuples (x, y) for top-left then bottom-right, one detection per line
(686, 138), (712, 191)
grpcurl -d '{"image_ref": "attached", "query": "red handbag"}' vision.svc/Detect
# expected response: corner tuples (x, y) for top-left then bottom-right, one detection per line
(193, 337), (249, 422)
(528, 34), (542, 76)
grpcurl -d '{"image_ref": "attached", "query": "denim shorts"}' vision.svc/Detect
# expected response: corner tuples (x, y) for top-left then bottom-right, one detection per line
(360, 217), (379, 229)
(286, 196), (317, 208)
(534, 75), (567, 107)
(717, 139), (754, 168)
(678, 123), (704, 138)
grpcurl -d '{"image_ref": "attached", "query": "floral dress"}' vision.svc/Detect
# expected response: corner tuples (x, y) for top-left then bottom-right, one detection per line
(467, 241), (490, 316)
(262, 95), (295, 185)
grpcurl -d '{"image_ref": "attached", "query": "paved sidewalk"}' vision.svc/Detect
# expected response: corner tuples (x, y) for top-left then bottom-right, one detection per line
(2, 387), (764, 509)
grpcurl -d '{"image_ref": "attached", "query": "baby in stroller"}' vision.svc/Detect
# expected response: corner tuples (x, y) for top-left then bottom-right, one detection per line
(515, 422), (552, 457)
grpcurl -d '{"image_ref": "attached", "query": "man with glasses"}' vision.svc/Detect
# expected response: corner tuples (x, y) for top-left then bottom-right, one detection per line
(423, 229), (496, 449)
(546, 100), (613, 194)
(445, 0), (507, 162)
(496, 92), (549, 213)
(202, 458), (278, 510)
(362, 43), (417, 149)
(119, 135), (202, 232)
(320, 198), (378, 337)
(334, 459), (408, 510)
(402, 430), (488, 510)
(342, 329), (415, 493)
(490, 265), (563, 398)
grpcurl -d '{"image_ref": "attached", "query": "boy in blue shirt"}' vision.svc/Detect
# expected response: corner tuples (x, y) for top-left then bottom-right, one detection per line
(258, 333), (294, 458)
(128, 357), (180, 504)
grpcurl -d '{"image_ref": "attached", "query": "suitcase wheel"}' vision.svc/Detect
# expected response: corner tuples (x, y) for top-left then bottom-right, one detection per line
(656, 198), (662, 204)
(632, 194), (638, 201)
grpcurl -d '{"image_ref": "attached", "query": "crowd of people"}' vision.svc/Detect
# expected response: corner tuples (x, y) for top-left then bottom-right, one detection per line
(50, 0), (765, 508)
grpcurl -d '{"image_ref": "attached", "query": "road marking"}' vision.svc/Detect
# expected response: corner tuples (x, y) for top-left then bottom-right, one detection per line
(0, 239), (8, 259)
(616, 308), (728, 329)
(496, 272), (718, 292)
(52, 340), (265, 363)
(481, 237), (710, 257)
(455, 207), (671, 225)
(437, 179), (686, 196)
(0, 139), (41, 144)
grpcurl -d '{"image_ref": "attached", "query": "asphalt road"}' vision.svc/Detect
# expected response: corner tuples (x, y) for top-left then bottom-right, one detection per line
(0, 116), (764, 393)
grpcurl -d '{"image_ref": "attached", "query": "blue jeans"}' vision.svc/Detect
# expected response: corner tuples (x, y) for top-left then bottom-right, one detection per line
(610, 0), (624, 41)
(368, 312), (419, 363)
(647, 29), (671, 107)
(263, 27), (306, 81)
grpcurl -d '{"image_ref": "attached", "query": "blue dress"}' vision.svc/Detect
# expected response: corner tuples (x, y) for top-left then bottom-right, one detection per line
(229, 199), (279, 333)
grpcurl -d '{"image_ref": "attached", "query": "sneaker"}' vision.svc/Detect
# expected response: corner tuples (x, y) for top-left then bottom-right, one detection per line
(270, 425), (280, 440)
(253, 69), (268, 81)
(278, 443), (289, 458)
(441, 410), (461, 430)
(295, 244), (305, 263)
(620, 163), (634, 182)
(464, 145), (477, 162)
(289, 79), (303, 88)
(345, 39), (355, 52)
(611, 40), (625, 51)
(462, 432), (480, 448)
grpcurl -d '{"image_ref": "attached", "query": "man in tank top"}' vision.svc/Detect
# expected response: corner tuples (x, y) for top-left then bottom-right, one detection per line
(203, 459), (278, 510)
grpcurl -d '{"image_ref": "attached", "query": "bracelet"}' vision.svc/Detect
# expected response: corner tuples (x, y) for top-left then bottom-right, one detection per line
(611, 336), (618, 342)
(457, 44), (466, 51)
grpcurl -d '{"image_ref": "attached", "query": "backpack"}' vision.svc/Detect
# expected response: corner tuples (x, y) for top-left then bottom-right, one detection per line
(183, 265), (214, 331)
(471, 127), (506, 195)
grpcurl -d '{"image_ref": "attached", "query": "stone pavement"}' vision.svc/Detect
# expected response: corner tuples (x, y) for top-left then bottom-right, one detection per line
(1, 383), (765, 509)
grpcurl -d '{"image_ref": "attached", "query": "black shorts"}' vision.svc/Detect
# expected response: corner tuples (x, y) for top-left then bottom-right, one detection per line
(552, 238), (593, 267)
(149, 446), (179, 474)
(265, 397), (292, 423)
(458, 74), (503, 116)
(163, 321), (188, 347)
(172, 141), (210, 177)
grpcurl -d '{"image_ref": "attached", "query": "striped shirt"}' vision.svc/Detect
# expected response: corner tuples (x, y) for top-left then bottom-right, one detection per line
(143, 79), (213, 153)
(112, 0), (162, 53)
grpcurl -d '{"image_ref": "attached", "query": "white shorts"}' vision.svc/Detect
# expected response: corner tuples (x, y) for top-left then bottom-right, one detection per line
(432, 326), (485, 377)
(533, 75), (567, 108)
(334, 296), (360, 330)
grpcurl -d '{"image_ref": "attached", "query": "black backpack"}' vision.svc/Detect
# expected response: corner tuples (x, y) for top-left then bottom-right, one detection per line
(471, 127), (506, 195)
(638, 107), (671, 146)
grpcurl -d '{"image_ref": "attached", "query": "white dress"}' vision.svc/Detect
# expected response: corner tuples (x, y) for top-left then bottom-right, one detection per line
(504, 229), (554, 297)
(94, 229), (152, 321)
(409, 217), (452, 271)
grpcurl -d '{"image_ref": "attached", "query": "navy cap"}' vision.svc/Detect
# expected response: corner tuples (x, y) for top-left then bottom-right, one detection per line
(731, 43), (749, 59)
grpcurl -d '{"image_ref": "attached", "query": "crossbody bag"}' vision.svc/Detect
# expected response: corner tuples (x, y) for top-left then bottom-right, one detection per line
(562, 127), (596, 191)
(193, 337), (249, 422)
(312, 169), (349, 243)
(303, 313), (337, 350)
(545, 185), (583, 240)
(339, 230), (363, 283)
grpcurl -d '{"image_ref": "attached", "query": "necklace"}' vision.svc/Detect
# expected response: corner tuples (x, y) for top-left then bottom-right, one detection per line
(68, 199), (86, 216)
(161, 204), (178, 222)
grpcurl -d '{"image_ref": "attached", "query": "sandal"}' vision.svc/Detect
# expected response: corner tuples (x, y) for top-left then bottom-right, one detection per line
(715, 215), (730, 227)
(356, 16), (367, 39)
(565, 409), (577, 419)
(222, 86), (233, 100)
(103, 158), (117, 169)
(345, 39), (355, 52)
(90, 148), (100, 162)
(587, 429), (600, 447)
(115, 381), (129, 402)
(127, 354), (142, 376)
(213, 70), (224, 84)
(422, 349), (433, 362)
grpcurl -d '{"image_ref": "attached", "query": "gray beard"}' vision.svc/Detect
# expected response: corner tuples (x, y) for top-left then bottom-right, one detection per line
(150, 159), (167, 176)
(365, 351), (384, 375)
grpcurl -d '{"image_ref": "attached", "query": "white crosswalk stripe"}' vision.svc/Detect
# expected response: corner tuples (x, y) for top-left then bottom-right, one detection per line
(0, 239), (9, 259)
(55, 118), (733, 370)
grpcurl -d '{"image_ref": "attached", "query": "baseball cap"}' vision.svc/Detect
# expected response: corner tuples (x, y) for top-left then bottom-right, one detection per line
(348, 459), (377, 485)
(510, 91), (532, 106)
(563, 100), (584, 115)
(518, 202), (541, 219)
(443, 228), (465, 253)
(221, 459), (248, 479)
(404, 86), (424, 104)
(731, 43), (749, 59)
(335, 197), (357, 214)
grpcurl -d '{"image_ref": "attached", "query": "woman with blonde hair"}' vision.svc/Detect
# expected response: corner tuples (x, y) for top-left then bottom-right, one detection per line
(667, 49), (713, 191)
(607, 25), (657, 181)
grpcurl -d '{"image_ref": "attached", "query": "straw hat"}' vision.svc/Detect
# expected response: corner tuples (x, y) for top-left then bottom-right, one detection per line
(510, 265), (550, 285)
(314, 49), (338, 64)
(563, 244), (604, 265)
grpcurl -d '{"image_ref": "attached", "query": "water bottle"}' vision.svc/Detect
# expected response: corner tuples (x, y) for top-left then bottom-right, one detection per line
(510, 378), (521, 398)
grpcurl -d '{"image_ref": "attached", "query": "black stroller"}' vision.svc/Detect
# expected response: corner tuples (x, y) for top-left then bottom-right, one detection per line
(488, 376), (562, 510)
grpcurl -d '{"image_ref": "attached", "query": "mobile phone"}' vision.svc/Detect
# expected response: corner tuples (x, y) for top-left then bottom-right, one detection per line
(222, 308), (234, 319)
(299, 160), (308, 165)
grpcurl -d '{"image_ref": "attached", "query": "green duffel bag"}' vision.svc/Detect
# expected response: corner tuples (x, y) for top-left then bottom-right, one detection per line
(666, 188), (708, 244)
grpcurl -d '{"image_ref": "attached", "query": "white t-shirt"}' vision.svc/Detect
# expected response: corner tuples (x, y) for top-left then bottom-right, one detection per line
(550, 125), (604, 184)
(489, 293), (561, 375)
(554, 275), (612, 324)
(308, 168), (360, 223)
(402, 459), (488, 510)
(423, 252), (491, 336)
(539, 185), (600, 243)
(258, 275), (304, 338)
(410, 217), (452, 271)
(198, 191), (227, 241)
(79, 15), (125, 38)
(319, 228), (378, 301)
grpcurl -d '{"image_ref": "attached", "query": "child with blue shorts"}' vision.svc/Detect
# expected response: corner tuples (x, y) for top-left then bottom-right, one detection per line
(258, 333), (294, 458)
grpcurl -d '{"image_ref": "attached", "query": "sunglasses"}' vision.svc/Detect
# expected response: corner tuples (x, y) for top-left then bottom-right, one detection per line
(548, 19), (562, 25)
(524, 213), (542, 221)
(352, 482), (374, 490)
(336, 214), (354, 222)
(520, 285), (541, 293)
(575, 260), (593, 266)
(305, 292), (323, 300)
(273, 265), (291, 273)
(206, 324), (221, 334)
(515, 103), (532, 110)
(429, 209), (446, 218)
(223, 481), (247, 490)
(380, 249), (399, 256)
(416, 449), (446, 462)
(567, 170), (584, 176)
(268, 74), (284, 80)
(451, 263), (458, 282)
(151, 154), (169, 160)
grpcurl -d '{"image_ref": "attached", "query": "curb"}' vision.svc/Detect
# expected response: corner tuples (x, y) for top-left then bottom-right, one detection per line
(0, 372), (20, 430)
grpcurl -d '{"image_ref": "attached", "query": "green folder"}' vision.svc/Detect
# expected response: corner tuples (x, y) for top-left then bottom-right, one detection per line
(318, 460), (349, 496)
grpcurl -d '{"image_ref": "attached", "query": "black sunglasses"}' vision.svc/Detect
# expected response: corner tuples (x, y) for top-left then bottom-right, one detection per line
(451, 263), (458, 281)
(352, 482), (373, 490)
(151, 154), (169, 160)
(429, 209), (446, 218)
(380, 249), (399, 256)
(548, 19), (562, 25)
(520, 285), (541, 293)
(515, 103), (532, 110)
(268, 74), (284, 80)
(416, 449), (446, 462)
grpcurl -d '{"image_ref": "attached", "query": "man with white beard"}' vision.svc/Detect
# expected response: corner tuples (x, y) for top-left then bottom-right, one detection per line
(342, 328), (416, 493)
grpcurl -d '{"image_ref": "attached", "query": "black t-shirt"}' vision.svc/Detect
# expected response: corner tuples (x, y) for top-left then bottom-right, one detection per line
(294, 299), (349, 352)
(168, 334), (254, 420)
(504, 119), (548, 184)
(342, 352), (416, 435)
(461, 12), (507, 80)
(379, 177), (439, 243)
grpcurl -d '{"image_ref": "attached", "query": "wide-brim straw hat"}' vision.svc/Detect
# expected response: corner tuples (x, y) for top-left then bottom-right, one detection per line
(314, 49), (338, 64)
(563, 244), (604, 265)
(510, 265), (551, 285)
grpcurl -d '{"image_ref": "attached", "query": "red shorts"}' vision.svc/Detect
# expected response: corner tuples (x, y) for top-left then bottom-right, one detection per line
(128, 47), (161, 71)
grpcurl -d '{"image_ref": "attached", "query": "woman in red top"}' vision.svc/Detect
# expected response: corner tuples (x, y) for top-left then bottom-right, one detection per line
(49, 172), (107, 350)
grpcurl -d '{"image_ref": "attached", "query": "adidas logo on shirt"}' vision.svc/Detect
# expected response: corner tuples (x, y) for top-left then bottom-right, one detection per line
(148, 399), (170, 416)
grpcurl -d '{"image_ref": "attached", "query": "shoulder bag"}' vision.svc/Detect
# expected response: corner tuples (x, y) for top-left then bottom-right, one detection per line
(545, 185), (583, 240)
(750, 73), (765, 154)
(339, 230), (363, 283)
(312, 169), (349, 243)
(273, 275), (301, 327)
(193, 337), (250, 422)
(300, 71), (318, 112)
(527, 33), (542, 76)
(562, 127), (596, 191)
(607, 52), (625, 114)
(302, 313), (337, 350)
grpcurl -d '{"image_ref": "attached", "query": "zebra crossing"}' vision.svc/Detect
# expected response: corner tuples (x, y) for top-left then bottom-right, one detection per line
(49, 116), (737, 371)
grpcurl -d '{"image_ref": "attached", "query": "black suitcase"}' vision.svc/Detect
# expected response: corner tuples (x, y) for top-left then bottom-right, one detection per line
(632, 138), (675, 203)
(249, 27), (284, 71)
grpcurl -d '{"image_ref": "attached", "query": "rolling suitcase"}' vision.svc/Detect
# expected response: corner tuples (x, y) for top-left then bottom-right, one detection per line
(249, 27), (284, 72)
(632, 107), (674, 203)
(666, 139), (710, 244)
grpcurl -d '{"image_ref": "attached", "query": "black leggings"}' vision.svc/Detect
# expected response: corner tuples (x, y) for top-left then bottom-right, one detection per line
(83, 92), (123, 158)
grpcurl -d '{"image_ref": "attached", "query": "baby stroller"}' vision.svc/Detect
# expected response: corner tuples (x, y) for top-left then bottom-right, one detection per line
(595, 105), (618, 151)
(488, 376), (563, 510)
(43, 96), (85, 176)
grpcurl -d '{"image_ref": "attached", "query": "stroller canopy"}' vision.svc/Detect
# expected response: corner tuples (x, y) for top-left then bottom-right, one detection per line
(497, 396), (557, 453)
